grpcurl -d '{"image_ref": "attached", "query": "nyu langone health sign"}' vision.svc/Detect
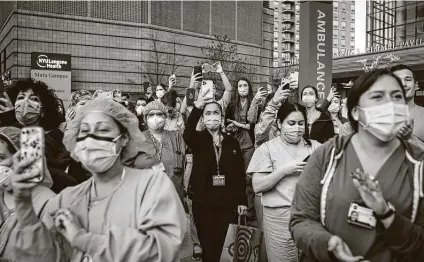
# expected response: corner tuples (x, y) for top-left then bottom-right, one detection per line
(31, 52), (72, 108)
(31, 53), (71, 71)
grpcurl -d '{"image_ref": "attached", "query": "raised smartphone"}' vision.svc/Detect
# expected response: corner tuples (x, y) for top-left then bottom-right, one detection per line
(186, 88), (196, 106)
(201, 80), (214, 100)
(194, 66), (203, 79)
(20, 127), (44, 183)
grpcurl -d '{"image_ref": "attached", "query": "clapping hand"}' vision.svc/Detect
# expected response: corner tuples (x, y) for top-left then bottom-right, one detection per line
(52, 209), (84, 243)
(398, 119), (414, 140)
(351, 168), (389, 216)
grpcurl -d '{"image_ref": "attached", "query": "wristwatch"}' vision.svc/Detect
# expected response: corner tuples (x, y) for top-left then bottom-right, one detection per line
(374, 202), (396, 220)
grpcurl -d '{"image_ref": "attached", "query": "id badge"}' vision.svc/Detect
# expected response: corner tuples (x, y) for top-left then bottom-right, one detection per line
(347, 202), (377, 229)
(152, 162), (166, 172)
(212, 175), (225, 186)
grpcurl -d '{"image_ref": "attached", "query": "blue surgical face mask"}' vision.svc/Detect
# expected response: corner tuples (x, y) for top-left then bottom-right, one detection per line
(74, 134), (122, 173)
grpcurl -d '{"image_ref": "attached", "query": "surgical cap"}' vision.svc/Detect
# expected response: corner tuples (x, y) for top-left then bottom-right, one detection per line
(70, 90), (93, 107)
(0, 126), (20, 151)
(143, 101), (168, 121)
(0, 126), (53, 188)
(63, 98), (144, 162)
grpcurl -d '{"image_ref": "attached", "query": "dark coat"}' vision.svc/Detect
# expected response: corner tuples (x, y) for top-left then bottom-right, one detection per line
(183, 106), (247, 208)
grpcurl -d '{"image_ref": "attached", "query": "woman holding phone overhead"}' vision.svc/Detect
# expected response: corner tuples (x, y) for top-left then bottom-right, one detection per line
(248, 102), (321, 261)
(10, 98), (186, 262)
(290, 69), (424, 262)
(0, 126), (55, 261)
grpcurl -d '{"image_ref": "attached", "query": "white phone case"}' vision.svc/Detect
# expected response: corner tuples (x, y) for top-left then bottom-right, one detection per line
(201, 80), (214, 100)
(20, 127), (44, 183)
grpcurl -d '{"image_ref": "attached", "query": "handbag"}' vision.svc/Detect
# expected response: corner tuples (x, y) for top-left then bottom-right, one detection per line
(220, 215), (263, 262)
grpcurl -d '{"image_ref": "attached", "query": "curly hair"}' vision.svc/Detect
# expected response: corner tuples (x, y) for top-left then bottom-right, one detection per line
(7, 79), (62, 130)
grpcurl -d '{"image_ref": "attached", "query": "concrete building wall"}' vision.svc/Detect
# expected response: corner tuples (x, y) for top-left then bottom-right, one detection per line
(0, 1), (271, 95)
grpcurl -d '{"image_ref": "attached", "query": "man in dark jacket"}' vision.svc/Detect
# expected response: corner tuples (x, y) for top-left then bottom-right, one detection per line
(183, 94), (247, 262)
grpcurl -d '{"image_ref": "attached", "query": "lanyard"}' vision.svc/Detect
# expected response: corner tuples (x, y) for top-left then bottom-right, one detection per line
(149, 131), (165, 160)
(213, 144), (222, 176)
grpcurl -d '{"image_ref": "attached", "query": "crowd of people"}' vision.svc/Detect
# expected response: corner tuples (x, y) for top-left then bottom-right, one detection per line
(0, 62), (423, 262)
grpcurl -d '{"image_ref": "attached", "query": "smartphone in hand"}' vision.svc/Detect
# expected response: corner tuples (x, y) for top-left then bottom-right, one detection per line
(201, 80), (214, 100)
(194, 66), (203, 79)
(143, 82), (150, 94)
(186, 88), (196, 106)
(20, 127), (45, 183)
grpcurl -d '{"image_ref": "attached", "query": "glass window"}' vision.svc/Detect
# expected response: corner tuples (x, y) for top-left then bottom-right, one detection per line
(341, 2), (346, 10)
(334, 20), (339, 27)
(274, 42), (279, 48)
(333, 47), (339, 54)
(273, 61), (279, 67)
(333, 11), (338, 19)
(341, 21), (346, 28)
(274, 1), (278, 6)
(350, 41), (355, 47)
(407, 23), (416, 36)
(341, 48), (346, 53)
(334, 1), (338, 9)
(274, 32), (279, 38)
(295, 43), (299, 50)
(296, 4), (300, 12)
(341, 30), (346, 37)
(333, 38), (339, 46)
(341, 39), (346, 46)
(407, 4), (417, 23)
(351, 4), (355, 11)
(350, 32), (355, 38)
(295, 24), (299, 31)
(350, 22), (355, 29)
(351, 13), (355, 20)
(334, 29), (339, 36)
(274, 51), (279, 58)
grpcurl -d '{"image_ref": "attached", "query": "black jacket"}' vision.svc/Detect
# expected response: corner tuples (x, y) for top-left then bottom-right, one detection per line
(183, 106), (247, 208)
(311, 99), (335, 144)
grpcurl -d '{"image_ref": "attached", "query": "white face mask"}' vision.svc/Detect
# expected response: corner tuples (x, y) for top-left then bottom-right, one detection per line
(204, 115), (222, 131)
(156, 90), (165, 99)
(282, 125), (305, 144)
(302, 95), (316, 107)
(147, 115), (166, 130)
(328, 103), (341, 114)
(74, 134), (122, 173)
(135, 106), (144, 116)
(357, 102), (409, 142)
